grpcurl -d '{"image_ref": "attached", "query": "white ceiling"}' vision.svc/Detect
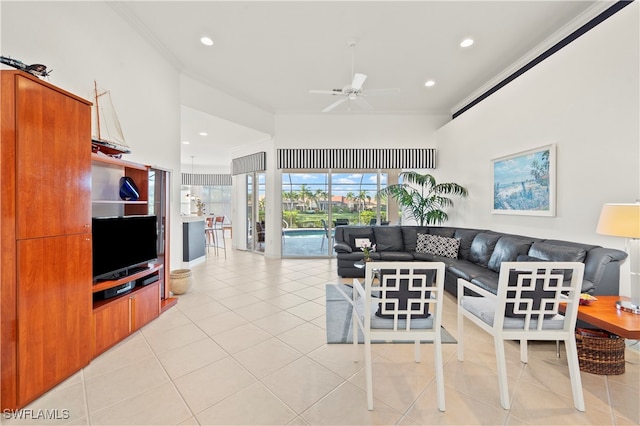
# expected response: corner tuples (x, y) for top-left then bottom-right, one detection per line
(112, 1), (604, 171)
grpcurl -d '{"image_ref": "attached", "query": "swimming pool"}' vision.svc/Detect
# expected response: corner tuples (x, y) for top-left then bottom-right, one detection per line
(282, 228), (332, 238)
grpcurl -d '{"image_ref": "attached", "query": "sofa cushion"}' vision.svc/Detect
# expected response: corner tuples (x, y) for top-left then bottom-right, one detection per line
(428, 227), (456, 238)
(449, 261), (489, 282)
(379, 252), (414, 261)
(469, 270), (501, 294)
(516, 254), (576, 282)
(373, 226), (404, 252)
(416, 233), (460, 258)
(413, 252), (459, 267)
(487, 236), (535, 272)
(454, 229), (482, 261)
(461, 296), (565, 329)
(401, 226), (430, 253)
(375, 268), (435, 319)
(469, 233), (501, 268)
(528, 241), (587, 263)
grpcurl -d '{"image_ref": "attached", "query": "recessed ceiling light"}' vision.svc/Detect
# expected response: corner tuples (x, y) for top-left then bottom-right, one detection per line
(460, 38), (474, 48)
(200, 36), (214, 46)
(199, 132), (208, 136)
(424, 80), (435, 87)
(182, 141), (190, 145)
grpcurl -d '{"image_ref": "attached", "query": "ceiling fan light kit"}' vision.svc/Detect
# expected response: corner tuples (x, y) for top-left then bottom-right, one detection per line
(309, 41), (399, 112)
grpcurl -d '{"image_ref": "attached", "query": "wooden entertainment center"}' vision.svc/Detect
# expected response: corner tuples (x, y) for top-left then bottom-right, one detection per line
(0, 70), (175, 410)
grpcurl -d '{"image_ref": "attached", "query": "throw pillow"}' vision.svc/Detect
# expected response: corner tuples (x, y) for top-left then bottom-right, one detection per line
(504, 269), (559, 319)
(376, 268), (435, 319)
(423, 234), (460, 258)
(416, 233), (430, 253)
(348, 232), (375, 251)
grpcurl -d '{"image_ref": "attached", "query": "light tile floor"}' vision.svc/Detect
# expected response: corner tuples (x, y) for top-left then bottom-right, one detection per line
(7, 247), (639, 425)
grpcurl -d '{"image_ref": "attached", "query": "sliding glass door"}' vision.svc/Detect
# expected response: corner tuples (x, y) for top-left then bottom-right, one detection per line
(281, 170), (389, 257)
(246, 172), (266, 253)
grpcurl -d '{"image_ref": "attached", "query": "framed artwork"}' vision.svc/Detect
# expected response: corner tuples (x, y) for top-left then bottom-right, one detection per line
(492, 144), (556, 216)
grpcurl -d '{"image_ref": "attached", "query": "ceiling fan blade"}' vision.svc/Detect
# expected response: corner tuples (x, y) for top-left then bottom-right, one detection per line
(353, 96), (373, 110)
(362, 88), (400, 96)
(351, 73), (367, 90)
(322, 98), (347, 112)
(309, 89), (343, 96)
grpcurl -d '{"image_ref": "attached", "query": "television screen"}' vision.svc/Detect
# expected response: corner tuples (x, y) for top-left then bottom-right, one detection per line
(92, 215), (158, 281)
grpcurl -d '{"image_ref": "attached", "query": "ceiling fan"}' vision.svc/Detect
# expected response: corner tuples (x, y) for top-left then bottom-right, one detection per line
(309, 41), (399, 112)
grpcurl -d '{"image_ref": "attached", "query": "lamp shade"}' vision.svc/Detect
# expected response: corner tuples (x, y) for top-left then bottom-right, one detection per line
(596, 203), (640, 238)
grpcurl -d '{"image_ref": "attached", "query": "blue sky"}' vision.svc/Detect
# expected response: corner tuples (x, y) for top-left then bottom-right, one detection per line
(494, 151), (546, 185)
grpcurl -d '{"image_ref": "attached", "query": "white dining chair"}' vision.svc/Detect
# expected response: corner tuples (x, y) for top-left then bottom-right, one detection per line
(340, 261), (446, 411)
(457, 261), (585, 411)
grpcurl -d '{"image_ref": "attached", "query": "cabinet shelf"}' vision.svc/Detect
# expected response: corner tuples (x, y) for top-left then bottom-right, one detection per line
(92, 200), (148, 205)
(93, 280), (156, 310)
(92, 263), (162, 293)
(91, 152), (148, 170)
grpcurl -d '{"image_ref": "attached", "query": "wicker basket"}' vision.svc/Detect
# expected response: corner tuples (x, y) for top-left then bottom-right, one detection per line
(575, 328), (625, 375)
(170, 269), (193, 295)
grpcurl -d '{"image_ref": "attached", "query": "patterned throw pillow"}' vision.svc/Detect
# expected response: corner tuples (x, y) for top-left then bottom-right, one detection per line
(416, 233), (460, 258)
(416, 233), (430, 253)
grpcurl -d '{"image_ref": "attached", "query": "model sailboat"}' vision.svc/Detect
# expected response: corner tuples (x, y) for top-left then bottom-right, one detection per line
(91, 81), (131, 156)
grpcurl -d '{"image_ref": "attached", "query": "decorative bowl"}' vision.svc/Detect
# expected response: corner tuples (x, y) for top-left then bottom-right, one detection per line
(579, 294), (598, 306)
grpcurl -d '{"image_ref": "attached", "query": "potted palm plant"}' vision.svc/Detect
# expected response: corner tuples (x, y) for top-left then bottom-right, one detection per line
(378, 172), (468, 226)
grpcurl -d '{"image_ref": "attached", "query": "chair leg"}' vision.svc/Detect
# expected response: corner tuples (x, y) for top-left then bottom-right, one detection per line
(457, 309), (464, 361)
(520, 339), (528, 364)
(365, 337), (374, 411)
(564, 337), (586, 411)
(414, 340), (421, 363)
(494, 336), (511, 410)
(352, 303), (359, 362)
(434, 338), (446, 412)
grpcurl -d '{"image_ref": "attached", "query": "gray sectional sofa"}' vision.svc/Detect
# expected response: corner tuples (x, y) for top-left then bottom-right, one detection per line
(333, 225), (628, 297)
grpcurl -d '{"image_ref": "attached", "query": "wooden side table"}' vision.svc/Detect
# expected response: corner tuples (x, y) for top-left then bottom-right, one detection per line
(560, 295), (640, 339)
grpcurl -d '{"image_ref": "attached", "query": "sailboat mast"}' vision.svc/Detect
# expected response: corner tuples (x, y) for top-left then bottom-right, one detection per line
(94, 80), (102, 141)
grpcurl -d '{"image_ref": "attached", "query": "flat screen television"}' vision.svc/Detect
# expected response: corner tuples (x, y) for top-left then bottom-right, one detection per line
(92, 215), (158, 281)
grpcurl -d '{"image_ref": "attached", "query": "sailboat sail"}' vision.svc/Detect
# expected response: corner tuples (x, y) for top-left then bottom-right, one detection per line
(91, 81), (131, 155)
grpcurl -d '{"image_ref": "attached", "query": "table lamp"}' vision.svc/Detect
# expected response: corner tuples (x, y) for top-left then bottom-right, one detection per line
(596, 202), (640, 314)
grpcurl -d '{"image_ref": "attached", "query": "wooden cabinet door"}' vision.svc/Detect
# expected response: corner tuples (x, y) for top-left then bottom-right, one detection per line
(93, 296), (131, 357)
(16, 234), (92, 405)
(15, 75), (91, 240)
(132, 282), (160, 331)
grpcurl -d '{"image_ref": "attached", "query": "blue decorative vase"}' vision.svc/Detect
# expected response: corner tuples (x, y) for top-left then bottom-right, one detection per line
(119, 176), (140, 201)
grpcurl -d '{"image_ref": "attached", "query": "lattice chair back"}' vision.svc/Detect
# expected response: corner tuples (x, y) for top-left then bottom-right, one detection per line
(493, 262), (584, 334)
(367, 263), (442, 333)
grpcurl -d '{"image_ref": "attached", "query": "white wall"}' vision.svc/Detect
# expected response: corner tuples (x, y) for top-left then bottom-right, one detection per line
(180, 74), (274, 136)
(1, 1), (183, 272)
(275, 113), (449, 148)
(435, 3), (639, 295)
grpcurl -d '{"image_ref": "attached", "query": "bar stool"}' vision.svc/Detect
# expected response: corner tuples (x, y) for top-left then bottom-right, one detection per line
(213, 215), (226, 258)
(205, 217), (215, 254)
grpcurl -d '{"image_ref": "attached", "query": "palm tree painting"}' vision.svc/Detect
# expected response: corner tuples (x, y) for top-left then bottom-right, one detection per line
(492, 144), (556, 216)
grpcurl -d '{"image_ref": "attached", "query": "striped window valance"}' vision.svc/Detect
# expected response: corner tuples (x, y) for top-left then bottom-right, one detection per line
(277, 148), (436, 170)
(182, 173), (232, 186)
(231, 152), (266, 175)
